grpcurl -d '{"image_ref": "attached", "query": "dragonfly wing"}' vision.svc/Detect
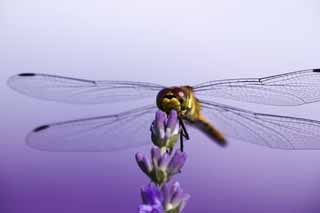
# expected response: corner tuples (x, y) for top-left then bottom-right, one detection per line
(8, 73), (164, 104)
(193, 69), (320, 106)
(26, 105), (157, 152)
(199, 100), (320, 149)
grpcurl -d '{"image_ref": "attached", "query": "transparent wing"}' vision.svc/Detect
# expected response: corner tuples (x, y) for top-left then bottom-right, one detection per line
(7, 73), (164, 104)
(199, 100), (320, 149)
(26, 105), (157, 152)
(193, 69), (320, 106)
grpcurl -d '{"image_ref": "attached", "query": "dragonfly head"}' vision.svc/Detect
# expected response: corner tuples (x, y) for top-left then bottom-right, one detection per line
(156, 86), (192, 115)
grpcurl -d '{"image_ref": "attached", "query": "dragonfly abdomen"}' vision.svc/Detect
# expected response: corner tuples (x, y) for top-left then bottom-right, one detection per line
(190, 114), (227, 147)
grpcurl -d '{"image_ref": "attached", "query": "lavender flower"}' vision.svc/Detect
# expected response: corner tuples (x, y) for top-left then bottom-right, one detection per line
(135, 147), (187, 185)
(162, 181), (190, 213)
(137, 110), (190, 213)
(138, 182), (190, 213)
(139, 183), (163, 213)
(151, 110), (180, 150)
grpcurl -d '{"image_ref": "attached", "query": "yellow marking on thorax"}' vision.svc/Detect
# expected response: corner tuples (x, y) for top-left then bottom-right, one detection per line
(181, 86), (201, 122)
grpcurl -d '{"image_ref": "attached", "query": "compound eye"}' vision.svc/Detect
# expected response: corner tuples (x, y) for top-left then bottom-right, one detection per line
(172, 88), (184, 97)
(157, 88), (170, 99)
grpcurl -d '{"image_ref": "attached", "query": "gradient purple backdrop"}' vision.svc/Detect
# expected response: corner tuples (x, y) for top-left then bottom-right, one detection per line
(2, 0), (320, 212)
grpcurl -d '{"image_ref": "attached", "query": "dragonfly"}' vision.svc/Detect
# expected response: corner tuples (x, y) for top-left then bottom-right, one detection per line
(7, 69), (320, 152)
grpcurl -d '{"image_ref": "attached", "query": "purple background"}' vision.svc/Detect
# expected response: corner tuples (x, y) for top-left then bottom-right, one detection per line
(2, 0), (320, 212)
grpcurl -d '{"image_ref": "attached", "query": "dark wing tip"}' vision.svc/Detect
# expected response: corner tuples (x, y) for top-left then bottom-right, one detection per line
(313, 69), (320, 72)
(33, 125), (50, 132)
(18, 73), (36, 77)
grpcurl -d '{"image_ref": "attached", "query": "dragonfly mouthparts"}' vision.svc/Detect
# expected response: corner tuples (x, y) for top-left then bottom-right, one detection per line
(165, 95), (176, 99)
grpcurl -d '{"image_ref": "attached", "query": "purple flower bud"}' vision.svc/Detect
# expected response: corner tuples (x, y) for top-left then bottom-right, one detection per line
(171, 183), (184, 206)
(161, 181), (190, 212)
(135, 153), (152, 175)
(158, 152), (170, 169)
(151, 110), (180, 149)
(155, 110), (167, 128)
(139, 183), (163, 213)
(151, 147), (161, 167)
(141, 183), (163, 206)
(152, 111), (167, 145)
(161, 182), (170, 206)
(167, 110), (179, 135)
(167, 150), (187, 176)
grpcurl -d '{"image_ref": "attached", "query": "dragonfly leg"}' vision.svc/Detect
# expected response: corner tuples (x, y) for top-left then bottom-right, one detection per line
(180, 132), (184, 152)
(179, 118), (190, 152)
